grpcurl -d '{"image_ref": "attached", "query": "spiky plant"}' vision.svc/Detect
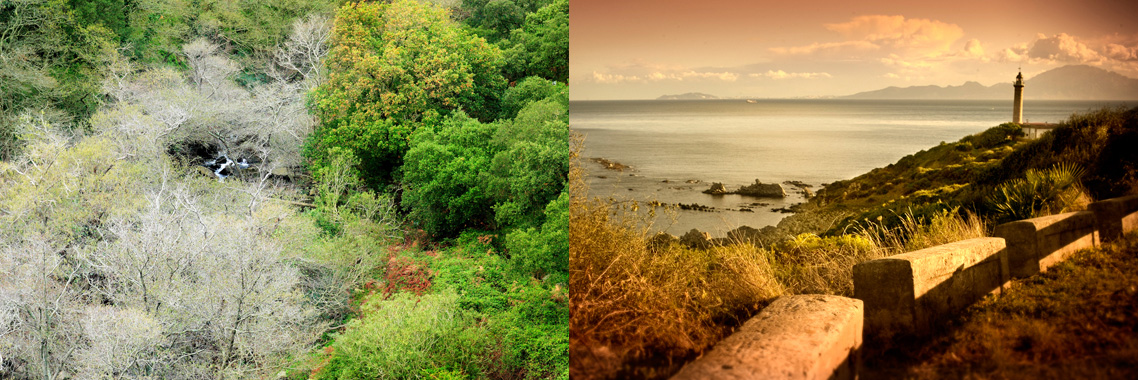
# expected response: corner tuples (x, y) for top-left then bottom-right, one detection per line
(989, 162), (1089, 223)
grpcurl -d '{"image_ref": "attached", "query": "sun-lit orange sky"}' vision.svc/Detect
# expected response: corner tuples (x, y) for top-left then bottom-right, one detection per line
(570, 0), (1138, 100)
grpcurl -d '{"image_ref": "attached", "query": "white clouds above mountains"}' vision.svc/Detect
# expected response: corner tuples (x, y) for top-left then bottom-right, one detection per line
(995, 33), (1138, 77)
(824, 15), (964, 52)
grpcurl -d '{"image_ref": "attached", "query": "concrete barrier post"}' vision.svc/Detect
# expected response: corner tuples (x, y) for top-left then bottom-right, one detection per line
(993, 211), (1098, 278)
(671, 295), (863, 380)
(1089, 195), (1138, 243)
(853, 237), (1007, 339)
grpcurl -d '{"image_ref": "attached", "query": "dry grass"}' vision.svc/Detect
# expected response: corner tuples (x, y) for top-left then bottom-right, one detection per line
(569, 136), (783, 379)
(854, 207), (988, 255)
(769, 233), (882, 296)
(569, 132), (994, 379)
(870, 231), (1138, 379)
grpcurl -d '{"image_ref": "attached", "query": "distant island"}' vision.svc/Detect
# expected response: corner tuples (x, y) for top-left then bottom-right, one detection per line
(842, 65), (1138, 100)
(658, 92), (719, 100)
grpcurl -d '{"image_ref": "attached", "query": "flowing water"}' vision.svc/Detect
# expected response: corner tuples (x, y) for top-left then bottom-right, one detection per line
(571, 99), (1135, 236)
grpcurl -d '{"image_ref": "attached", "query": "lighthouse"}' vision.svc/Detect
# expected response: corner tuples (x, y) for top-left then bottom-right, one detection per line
(1012, 71), (1024, 124)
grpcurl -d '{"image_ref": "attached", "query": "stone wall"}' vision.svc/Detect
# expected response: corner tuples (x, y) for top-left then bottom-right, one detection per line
(671, 295), (863, 380)
(993, 211), (1098, 278)
(668, 195), (1138, 380)
(1090, 195), (1138, 243)
(853, 237), (1007, 338)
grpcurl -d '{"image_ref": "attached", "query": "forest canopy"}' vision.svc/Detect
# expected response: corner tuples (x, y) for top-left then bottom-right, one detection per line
(0, 0), (569, 378)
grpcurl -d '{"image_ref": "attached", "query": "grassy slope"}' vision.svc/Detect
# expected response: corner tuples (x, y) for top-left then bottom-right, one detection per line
(772, 106), (1138, 240)
(866, 231), (1138, 379)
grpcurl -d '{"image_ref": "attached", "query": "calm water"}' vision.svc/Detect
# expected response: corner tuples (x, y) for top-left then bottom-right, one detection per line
(571, 99), (1134, 236)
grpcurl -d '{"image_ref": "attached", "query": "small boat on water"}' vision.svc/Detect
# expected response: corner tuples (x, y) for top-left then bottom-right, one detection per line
(746, 99), (757, 103)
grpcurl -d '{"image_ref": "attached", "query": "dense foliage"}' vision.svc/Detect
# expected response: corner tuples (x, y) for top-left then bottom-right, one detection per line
(0, 0), (116, 156)
(1, 0), (569, 378)
(308, 0), (506, 186)
(401, 87), (567, 237)
(303, 0), (570, 378)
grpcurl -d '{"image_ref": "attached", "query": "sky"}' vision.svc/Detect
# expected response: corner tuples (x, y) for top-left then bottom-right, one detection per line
(570, 0), (1138, 100)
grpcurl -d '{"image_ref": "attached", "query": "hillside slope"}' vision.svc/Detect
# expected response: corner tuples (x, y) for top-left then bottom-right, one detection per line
(765, 106), (1138, 240)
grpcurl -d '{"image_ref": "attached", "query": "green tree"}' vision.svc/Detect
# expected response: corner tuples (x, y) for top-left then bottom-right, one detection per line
(0, 0), (117, 158)
(487, 91), (568, 228)
(308, 0), (505, 185)
(500, 0), (566, 82)
(507, 191), (567, 282)
(401, 113), (499, 237)
(68, 0), (132, 41)
(497, 75), (559, 120)
(401, 84), (566, 238)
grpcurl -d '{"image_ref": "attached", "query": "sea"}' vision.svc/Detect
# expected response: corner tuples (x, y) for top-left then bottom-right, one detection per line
(571, 99), (1136, 236)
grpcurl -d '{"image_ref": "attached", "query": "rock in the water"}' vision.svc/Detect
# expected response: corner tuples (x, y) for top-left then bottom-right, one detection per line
(680, 229), (713, 249)
(703, 182), (729, 195)
(736, 179), (786, 198)
(647, 232), (679, 251)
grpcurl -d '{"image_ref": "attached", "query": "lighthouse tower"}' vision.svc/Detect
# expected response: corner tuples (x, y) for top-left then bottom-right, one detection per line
(1012, 71), (1024, 124)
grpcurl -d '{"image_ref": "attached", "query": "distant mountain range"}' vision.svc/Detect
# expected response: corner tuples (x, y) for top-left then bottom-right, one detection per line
(843, 65), (1138, 100)
(657, 92), (719, 100)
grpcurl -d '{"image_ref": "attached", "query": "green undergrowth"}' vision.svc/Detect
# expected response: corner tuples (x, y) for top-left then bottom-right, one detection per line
(871, 231), (1138, 379)
(307, 228), (568, 380)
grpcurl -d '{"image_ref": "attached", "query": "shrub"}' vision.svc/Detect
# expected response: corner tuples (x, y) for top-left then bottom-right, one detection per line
(961, 122), (1023, 149)
(770, 234), (880, 295)
(429, 239), (569, 379)
(851, 204), (986, 254)
(988, 162), (1090, 224)
(314, 291), (488, 379)
(507, 191), (568, 283)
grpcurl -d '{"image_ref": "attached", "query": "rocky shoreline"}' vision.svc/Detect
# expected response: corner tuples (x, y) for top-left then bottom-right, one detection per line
(647, 200), (794, 214)
(591, 157), (631, 171)
(587, 158), (826, 241)
(646, 201), (843, 251)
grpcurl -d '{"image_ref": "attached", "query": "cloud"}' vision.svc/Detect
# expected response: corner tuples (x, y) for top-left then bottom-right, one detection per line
(824, 15), (964, 52)
(769, 40), (879, 55)
(993, 33), (1138, 78)
(590, 69), (740, 84)
(880, 54), (934, 69)
(997, 33), (1126, 65)
(997, 42), (1030, 62)
(883, 73), (900, 79)
(679, 71), (740, 81)
(963, 39), (985, 57)
(1103, 43), (1138, 61)
(1027, 33), (1101, 63)
(748, 70), (832, 79)
(592, 71), (641, 84)
(769, 14), (965, 69)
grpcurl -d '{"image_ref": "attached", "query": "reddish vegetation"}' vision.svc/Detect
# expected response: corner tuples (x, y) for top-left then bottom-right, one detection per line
(381, 256), (434, 299)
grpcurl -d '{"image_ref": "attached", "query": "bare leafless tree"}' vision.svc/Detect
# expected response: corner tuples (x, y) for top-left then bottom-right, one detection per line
(273, 14), (331, 86)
